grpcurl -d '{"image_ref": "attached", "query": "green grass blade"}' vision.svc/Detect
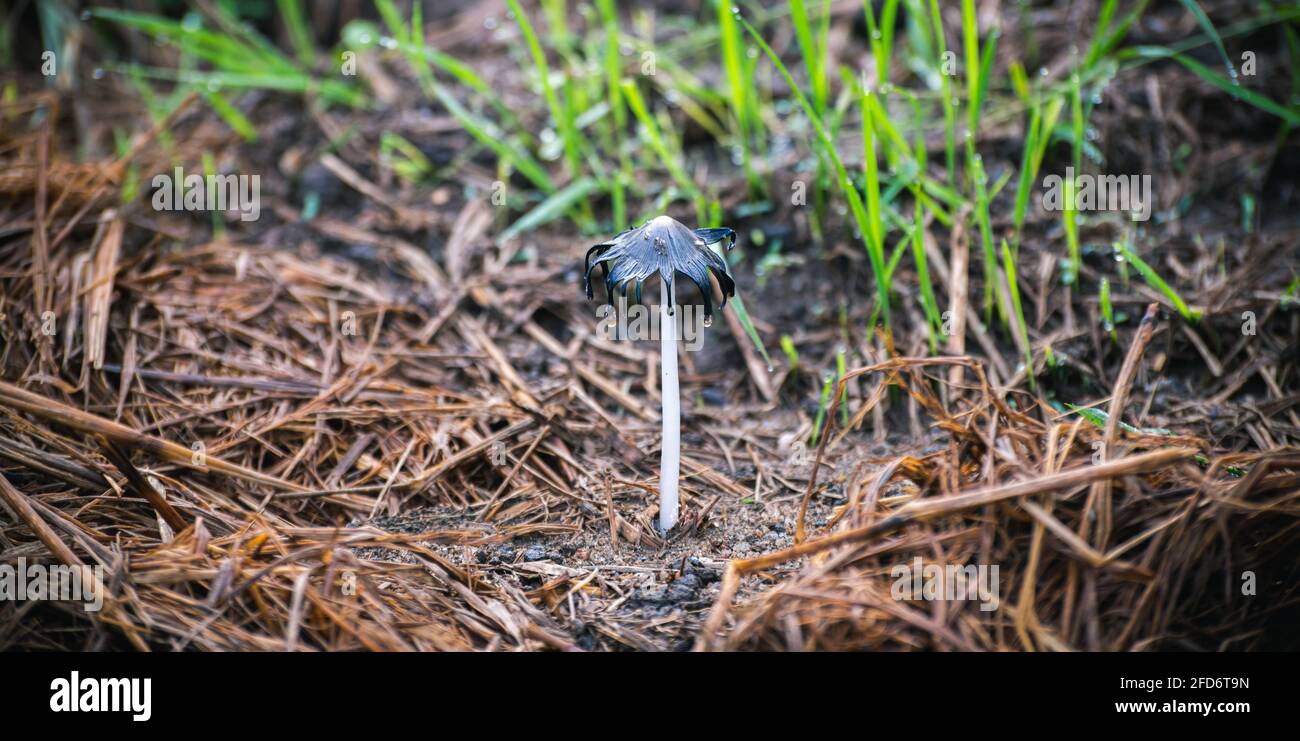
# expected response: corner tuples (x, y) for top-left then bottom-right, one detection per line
(961, 0), (980, 140)
(836, 348), (849, 425)
(738, 14), (890, 327)
(498, 177), (597, 243)
(728, 294), (775, 371)
(429, 84), (554, 193)
(1100, 276), (1118, 342)
(1002, 238), (1034, 389)
(1114, 241), (1201, 321)
(809, 372), (835, 447)
(275, 0), (315, 66)
(203, 90), (257, 141)
(1175, 0), (1235, 81)
(1125, 47), (1300, 126)
(928, 0), (957, 185)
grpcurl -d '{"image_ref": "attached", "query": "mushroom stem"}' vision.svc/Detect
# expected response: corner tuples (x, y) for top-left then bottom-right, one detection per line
(659, 278), (680, 531)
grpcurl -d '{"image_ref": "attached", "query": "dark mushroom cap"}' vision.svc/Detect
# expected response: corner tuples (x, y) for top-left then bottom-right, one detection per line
(583, 215), (737, 320)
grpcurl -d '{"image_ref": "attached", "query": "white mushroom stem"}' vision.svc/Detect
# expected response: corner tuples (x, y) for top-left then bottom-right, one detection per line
(659, 278), (680, 531)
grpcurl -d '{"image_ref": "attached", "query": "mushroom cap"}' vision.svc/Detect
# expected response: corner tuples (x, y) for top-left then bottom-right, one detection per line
(583, 215), (736, 320)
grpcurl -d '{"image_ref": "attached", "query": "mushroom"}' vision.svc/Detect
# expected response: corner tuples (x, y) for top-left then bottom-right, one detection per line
(583, 215), (737, 531)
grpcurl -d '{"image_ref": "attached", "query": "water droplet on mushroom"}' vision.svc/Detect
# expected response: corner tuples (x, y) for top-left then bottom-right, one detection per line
(92, 68), (104, 80)
(654, 237), (667, 255)
(484, 16), (498, 30)
(1038, 67), (1049, 77)
(379, 36), (398, 49)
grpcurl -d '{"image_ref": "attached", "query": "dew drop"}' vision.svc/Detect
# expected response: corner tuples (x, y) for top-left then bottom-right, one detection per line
(484, 16), (498, 30)
(92, 68), (105, 80)
(379, 36), (398, 49)
(80, 9), (91, 21)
